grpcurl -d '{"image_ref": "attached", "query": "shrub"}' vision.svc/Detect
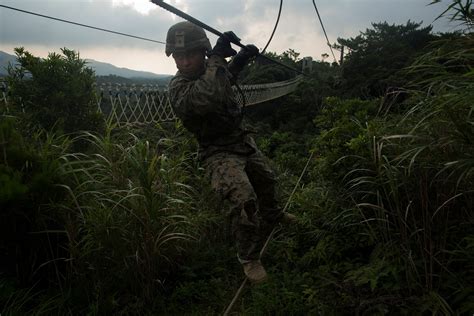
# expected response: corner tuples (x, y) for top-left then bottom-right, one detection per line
(6, 47), (103, 134)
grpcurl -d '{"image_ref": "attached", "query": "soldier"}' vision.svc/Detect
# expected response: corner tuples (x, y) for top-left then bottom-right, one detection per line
(166, 21), (295, 284)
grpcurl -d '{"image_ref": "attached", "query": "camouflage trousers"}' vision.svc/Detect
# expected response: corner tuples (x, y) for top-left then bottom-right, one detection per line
(203, 149), (282, 261)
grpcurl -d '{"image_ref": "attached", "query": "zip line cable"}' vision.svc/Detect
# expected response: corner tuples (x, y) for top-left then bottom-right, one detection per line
(0, 4), (166, 45)
(223, 150), (315, 316)
(311, 0), (338, 63)
(150, 0), (308, 77)
(261, 0), (283, 54)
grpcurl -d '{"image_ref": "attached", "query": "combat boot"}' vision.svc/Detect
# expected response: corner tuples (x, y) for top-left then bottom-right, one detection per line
(280, 212), (297, 224)
(242, 260), (268, 284)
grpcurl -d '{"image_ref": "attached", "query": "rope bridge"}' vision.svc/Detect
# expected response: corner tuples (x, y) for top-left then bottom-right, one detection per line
(1, 75), (303, 126)
(95, 75), (303, 125)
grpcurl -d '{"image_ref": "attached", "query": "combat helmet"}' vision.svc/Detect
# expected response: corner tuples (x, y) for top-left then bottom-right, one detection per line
(166, 21), (212, 57)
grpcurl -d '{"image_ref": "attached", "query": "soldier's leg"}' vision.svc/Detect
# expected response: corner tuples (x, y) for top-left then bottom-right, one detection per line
(204, 152), (263, 261)
(245, 149), (283, 225)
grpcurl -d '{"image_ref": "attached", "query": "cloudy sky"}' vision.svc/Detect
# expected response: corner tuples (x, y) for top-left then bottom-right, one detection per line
(0, 0), (458, 75)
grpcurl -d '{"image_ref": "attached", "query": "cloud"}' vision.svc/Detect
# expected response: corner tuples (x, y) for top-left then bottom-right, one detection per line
(0, 0), (459, 75)
(112, 0), (158, 15)
(0, 0), (172, 47)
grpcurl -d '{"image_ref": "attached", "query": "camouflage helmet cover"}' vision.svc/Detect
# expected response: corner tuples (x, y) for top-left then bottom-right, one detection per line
(166, 21), (212, 57)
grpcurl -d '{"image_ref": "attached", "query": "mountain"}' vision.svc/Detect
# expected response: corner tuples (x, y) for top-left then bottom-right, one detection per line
(0, 50), (171, 80)
(85, 59), (170, 79)
(0, 51), (19, 75)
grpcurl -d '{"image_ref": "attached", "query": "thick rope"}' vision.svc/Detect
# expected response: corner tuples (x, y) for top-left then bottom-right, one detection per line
(223, 150), (315, 316)
(260, 0), (283, 54)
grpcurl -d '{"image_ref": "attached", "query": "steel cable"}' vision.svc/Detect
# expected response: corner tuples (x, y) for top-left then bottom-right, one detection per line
(311, 0), (338, 63)
(0, 4), (166, 44)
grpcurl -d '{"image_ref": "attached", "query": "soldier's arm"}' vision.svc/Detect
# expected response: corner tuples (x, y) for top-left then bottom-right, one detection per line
(169, 55), (234, 117)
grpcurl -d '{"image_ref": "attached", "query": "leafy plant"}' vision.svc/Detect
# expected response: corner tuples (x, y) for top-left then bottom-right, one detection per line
(337, 21), (435, 98)
(431, 0), (474, 31)
(0, 115), (71, 311)
(6, 47), (104, 134)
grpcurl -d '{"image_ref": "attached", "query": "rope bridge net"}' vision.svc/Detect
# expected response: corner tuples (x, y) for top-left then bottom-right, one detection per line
(1, 75), (303, 126)
(95, 75), (303, 125)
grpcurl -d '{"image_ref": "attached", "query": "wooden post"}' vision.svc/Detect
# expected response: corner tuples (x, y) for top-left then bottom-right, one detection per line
(340, 45), (345, 64)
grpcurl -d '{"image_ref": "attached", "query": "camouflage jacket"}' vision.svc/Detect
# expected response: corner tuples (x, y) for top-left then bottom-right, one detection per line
(168, 55), (256, 159)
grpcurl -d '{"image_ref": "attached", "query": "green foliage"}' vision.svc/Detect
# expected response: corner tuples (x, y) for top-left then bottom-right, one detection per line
(338, 21), (434, 98)
(6, 47), (103, 134)
(2, 3), (474, 314)
(244, 54), (341, 141)
(257, 130), (311, 175)
(316, 31), (474, 313)
(53, 125), (201, 312)
(313, 97), (379, 181)
(431, 0), (474, 31)
(0, 121), (227, 315)
(0, 115), (70, 302)
(239, 49), (300, 84)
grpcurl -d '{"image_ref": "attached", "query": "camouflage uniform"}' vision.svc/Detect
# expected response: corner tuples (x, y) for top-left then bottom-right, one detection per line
(169, 55), (282, 261)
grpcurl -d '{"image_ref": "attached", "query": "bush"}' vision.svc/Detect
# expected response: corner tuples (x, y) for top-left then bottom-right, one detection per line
(305, 32), (474, 313)
(0, 115), (70, 295)
(6, 47), (103, 134)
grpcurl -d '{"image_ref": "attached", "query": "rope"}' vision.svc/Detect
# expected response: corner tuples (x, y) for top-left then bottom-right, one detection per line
(240, 0), (283, 86)
(0, 4), (166, 44)
(261, 0), (283, 54)
(311, 0), (338, 63)
(223, 150), (315, 316)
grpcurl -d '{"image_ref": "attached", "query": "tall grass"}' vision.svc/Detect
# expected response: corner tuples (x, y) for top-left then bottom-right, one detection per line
(1, 116), (237, 314)
(344, 32), (473, 311)
(54, 124), (203, 309)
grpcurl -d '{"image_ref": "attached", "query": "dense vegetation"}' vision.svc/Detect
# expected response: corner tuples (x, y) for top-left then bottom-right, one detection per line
(1, 1), (473, 314)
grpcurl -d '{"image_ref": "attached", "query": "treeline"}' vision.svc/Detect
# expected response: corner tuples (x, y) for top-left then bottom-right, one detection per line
(1, 1), (473, 314)
(95, 74), (172, 86)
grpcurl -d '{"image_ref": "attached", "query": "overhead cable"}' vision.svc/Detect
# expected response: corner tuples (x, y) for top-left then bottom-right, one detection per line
(0, 4), (166, 45)
(311, 0), (338, 63)
(261, 0), (283, 54)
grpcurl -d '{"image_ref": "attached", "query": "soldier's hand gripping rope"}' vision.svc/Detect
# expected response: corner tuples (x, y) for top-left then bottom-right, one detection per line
(229, 44), (259, 75)
(208, 31), (239, 58)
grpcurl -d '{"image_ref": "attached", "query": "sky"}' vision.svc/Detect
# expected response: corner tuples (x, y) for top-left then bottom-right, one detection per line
(0, 0), (460, 75)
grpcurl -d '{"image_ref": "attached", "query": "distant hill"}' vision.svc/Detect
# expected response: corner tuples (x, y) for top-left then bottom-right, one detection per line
(0, 51), (18, 75)
(95, 74), (171, 86)
(0, 50), (172, 81)
(85, 59), (171, 79)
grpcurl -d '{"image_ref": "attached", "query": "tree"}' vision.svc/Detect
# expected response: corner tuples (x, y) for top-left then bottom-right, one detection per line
(238, 50), (300, 84)
(281, 48), (300, 63)
(337, 21), (434, 98)
(6, 47), (103, 134)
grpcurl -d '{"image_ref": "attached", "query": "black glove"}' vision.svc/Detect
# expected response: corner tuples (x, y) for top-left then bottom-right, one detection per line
(230, 44), (259, 70)
(208, 31), (240, 58)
